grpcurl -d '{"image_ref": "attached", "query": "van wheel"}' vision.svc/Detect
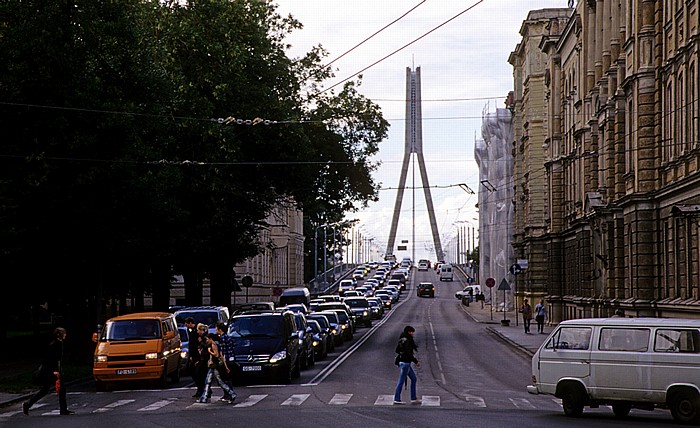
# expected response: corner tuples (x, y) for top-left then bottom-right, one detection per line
(561, 387), (585, 417)
(612, 403), (632, 418)
(670, 390), (700, 424)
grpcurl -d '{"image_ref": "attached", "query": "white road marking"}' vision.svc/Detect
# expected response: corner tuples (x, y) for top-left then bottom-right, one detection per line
(464, 394), (486, 407)
(374, 395), (395, 406)
(137, 398), (177, 412)
(421, 395), (440, 406)
(93, 399), (135, 413)
(328, 393), (353, 405)
(281, 394), (310, 406)
(1, 403), (47, 418)
(234, 394), (268, 408)
(509, 398), (536, 409)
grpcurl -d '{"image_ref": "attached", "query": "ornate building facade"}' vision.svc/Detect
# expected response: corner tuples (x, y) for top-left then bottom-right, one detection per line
(510, 1), (700, 322)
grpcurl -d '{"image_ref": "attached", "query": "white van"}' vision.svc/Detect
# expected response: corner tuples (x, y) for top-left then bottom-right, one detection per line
(439, 263), (453, 281)
(527, 317), (700, 424)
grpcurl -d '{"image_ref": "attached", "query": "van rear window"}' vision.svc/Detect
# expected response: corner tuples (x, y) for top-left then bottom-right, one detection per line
(599, 328), (650, 352)
(654, 329), (700, 353)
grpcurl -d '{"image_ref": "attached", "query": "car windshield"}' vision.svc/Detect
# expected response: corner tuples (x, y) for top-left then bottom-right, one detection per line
(229, 316), (283, 338)
(308, 316), (329, 329)
(333, 311), (349, 323)
(103, 320), (161, 341)
(345, 299), (368, 308)
(308, 321), (321, 333)
(368, 300), (380, 308)
(175, 311), (218, 328)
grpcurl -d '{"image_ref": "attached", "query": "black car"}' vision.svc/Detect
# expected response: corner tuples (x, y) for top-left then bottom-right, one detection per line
(343, 297), (372, 327)
(311, 311), (344, 346)
(328, 309), (354, 341)
(306, 319), (329, 359)
(316, 302), (355, 333)
(417, 282), (435, 298)
(306, 314), (336, 352)
(228, 311), (301, 383)
(292, 312), (315, 369)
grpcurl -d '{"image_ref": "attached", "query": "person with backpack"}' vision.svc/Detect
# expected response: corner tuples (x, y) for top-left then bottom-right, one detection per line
(393, 325), (420, 404)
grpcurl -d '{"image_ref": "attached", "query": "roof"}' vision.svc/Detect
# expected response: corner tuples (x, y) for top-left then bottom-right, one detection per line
(560, 318), (700, 328)
(105, 312), (174, 321)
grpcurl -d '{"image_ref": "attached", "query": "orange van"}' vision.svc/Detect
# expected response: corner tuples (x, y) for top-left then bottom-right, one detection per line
(93, 312), (181, 391)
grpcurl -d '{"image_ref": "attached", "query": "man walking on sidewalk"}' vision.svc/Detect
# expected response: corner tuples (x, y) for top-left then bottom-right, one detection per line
(520, 299), (533, 334)
(535, 299), (547, 333)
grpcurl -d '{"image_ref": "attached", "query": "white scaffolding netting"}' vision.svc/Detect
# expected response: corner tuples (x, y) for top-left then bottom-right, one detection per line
(476, 107), (514, 310)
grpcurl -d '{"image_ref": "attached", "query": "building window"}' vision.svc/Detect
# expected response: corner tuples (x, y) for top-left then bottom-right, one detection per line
(678, 72), (685, 153)
(690, 63), (697, 149)
(626, 98), (634, 174)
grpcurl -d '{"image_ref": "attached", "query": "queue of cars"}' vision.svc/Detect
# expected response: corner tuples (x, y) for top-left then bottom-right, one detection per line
(92, 261), (409, 389)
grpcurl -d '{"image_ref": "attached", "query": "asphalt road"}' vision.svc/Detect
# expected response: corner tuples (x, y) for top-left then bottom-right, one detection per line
(2, 269), (676, 427)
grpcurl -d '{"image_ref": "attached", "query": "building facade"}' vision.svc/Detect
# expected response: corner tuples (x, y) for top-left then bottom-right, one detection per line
(510, 1), (700, 322)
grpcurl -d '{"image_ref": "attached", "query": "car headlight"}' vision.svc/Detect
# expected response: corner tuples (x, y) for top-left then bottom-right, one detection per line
(180, 351), (188, 359)
(363, 311), (368, 317)
(145, 352), (159, 360)
(341, 324), (347, 329)
(312, 340), (320, 347)
(95, 355), (107, 363)
(331, 329), (337, 335)
(270, 350), (287, 363)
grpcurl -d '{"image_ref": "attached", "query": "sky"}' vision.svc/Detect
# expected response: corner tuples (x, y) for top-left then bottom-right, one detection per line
(273, 0), (570, 262)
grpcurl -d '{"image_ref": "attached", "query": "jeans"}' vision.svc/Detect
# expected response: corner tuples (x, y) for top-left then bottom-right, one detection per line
(523, 317), (531, 333)
(394, 362), (417, 401)
(535, 315), (545, 332)
(199, 367), (236, 402)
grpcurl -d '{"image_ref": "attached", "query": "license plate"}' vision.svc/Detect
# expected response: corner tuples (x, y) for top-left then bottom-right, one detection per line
(241, 365), (262, 372)
(116, 369), (137, 375)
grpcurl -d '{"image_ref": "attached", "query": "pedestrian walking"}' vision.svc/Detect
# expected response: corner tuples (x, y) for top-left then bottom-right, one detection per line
(534, 299), (547, 333)
(520, 299), (533, 334)
(215, 322), (236, 402)
(198, 334), (236, 404)
(393, 325), (420, 405)
(23, 327), (73, 416)
(192, 323), (209, 398)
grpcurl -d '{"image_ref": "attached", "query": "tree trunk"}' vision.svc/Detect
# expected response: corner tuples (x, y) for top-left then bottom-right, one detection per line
(184, 268), (203, 306)
(209, 263), (232, 308)
(150, 261), (172, 311)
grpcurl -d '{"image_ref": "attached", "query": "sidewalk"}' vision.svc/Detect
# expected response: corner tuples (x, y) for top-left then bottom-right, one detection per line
(459, 301), (549, 357)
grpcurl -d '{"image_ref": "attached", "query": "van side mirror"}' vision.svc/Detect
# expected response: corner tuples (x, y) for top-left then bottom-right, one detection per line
(165, 331), (176, 340)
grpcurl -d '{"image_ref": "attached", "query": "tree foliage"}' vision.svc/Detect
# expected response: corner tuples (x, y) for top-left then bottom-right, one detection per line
(0, 0), (388, 335)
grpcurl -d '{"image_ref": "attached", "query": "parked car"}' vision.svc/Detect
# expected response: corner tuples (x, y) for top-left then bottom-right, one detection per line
(417, 282), (435, 298)
(455, 285), (482, 301)
(228, 311), (301, 383)
(343, 297), (372, 327)
(174, 306), (230, 334)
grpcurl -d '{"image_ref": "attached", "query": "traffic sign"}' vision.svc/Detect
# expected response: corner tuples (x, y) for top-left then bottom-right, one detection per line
(242, 275), (253, 288)
(485, 277), (495, 288)
(497, 278), (511, 291)
(272, 287), (283, 297)
(510, 263), (522, 275)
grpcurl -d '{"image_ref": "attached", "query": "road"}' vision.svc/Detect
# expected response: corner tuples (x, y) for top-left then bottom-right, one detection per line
(2, 268), (675, 427)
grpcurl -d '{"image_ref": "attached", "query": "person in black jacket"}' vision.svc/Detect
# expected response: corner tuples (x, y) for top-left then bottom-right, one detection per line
(23, 327), (72, 416)
(393, 325), (420, 404)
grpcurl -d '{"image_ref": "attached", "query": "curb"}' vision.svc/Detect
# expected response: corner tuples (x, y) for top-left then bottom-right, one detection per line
(458, 301), (534, 358)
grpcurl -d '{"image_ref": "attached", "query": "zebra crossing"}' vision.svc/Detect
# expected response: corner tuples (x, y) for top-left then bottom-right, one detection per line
(2, 393), (565, 417)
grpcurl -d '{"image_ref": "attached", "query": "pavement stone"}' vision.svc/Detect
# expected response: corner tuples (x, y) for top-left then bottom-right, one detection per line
(458, 300), (549, 357)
